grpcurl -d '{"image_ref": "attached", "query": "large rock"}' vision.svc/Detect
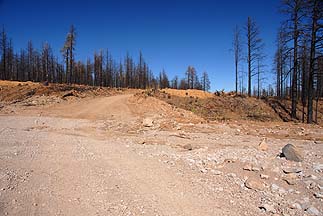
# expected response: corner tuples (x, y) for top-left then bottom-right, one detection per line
(282, 167), (302, 174)
(142, 118), (154, 127)
(282, 173), (297, 185)
(313, 164), (323, 172)
(259, 203), (276, 213)
(281, 144), (303, 162)
(258, 139), (268, 151)
(245, 178), (264, 191)
(305, 206), (321, 216)
(183, 144), (193, 151)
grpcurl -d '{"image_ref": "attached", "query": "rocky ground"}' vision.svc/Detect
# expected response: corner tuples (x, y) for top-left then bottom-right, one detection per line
(0, 81), (323, 215)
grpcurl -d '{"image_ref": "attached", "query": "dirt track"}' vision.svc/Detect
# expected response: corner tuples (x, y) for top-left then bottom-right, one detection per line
(1, 93), (323, 215)
(47, 94), (135, 120)
(1, 95), (223, 215)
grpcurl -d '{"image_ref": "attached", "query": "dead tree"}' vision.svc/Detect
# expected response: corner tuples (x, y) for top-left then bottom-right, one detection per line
(62, 25), (76, 84)
(246, 17), (264, 97)
(307, 0), (323, 123)
(233, 25), (242, 94)
(201, 71), (211, 92)
(0, 27), (8, 80)
(281, 0), (306, 119)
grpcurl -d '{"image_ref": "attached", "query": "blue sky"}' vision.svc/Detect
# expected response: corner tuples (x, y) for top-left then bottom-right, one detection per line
(0, 0), (285, 91)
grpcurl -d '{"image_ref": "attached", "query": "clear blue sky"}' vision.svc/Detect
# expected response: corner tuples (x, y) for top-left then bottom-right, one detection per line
(0, 0), (285, 91)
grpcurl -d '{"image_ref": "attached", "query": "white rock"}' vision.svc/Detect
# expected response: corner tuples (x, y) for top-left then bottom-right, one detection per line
(142, 118), (154, 127)
(217, 187), (224, 192)
(260, 174), (269, 179)
(200, 168), (208, 173)
(290, 203), (302, 210)
(186, 158), (195, 164)
(260, 203), (276, 213)
(278, 187), (287, 195)
(304, 180), (317, 189)
(272, 167), (280, 173)
(227, 173), (236, 178)
(314, 192), (323, 199)
(307, 175), (318, 180)
(313, 164), (323, 172)
(271, 184), (280, 192)
(211, 170), (222, 175)
(318, 184), (323, 191)
(306, 206), (321, 216)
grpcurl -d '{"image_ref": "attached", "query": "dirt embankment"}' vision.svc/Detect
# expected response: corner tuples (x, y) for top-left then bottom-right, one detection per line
(151, 89), (282, 122)
(265, 97), (323, 124)
(0, 80), (133, 104)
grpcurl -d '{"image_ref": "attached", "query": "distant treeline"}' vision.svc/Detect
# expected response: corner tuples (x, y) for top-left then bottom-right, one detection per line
(0, 25), (211, 91)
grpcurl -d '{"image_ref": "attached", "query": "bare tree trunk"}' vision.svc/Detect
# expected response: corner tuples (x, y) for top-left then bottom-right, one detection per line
(307, 0), (318, 124)
(247, 17), (251, 97)
(257, 59), (260, 99)
(291, 12), (298, 119)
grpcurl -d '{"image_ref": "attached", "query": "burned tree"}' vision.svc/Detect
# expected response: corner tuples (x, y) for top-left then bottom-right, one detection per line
(233, 25), (242, 94)
(246, 17), (264, 97)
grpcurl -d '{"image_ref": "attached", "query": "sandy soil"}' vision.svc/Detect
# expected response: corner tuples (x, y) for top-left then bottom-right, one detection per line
(0, 87), (323, 215)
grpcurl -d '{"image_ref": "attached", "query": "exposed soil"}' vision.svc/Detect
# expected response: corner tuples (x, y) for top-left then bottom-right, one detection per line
(0, 81), (323, 216)
(153, 89), (282, 122)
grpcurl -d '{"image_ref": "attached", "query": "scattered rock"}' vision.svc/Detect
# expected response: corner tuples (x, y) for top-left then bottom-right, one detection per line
(138, 140), (146, 144)
(318, 183), (323, 191)
(306, 174), (318, 180)
(211, 170), (223, 175)
(313, 164), (323, 172)
(62, 90), (77, 98)
(252, 167), (261, 172)
(243, 164), (260, 172)
(272, 167), (280, 173)
(183, 144), (193, 151)
(260, 174), (269, 179)
(314, 192), (323, 199)
(305, 206), (321, 216)
(258, 139), (268, 151)
(245, 178), (264, 191)
(259, 203), (276, 213)
(304, 180), (317, 189)
(283, 167), (302, 174)
(142, 118), (154, 127)
(227, 173), (237, 178)
(216, 187), (224, 192)
(290, 203), (302, 210)
(243, 164), (252, 171)
(301, 202), (311, 210)
(200, 168), (208, 173)
(281, 144), (303, 162)
(224, 159), (236, 163)
(278, 187), (287, 195)
(282, 173), (297, 185)
(271, 184), (280, 192)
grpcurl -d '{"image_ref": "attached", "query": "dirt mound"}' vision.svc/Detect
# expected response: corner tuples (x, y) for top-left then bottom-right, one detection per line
(153, 90), (282, 122)
(0, 80), (126, 104)
(161, 88), (214, 99)
(130, 93), (205, 130)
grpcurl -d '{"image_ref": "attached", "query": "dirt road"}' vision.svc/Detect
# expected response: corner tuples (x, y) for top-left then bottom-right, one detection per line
(0, 94), (323, 215)
(46, 94), (134, 120)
